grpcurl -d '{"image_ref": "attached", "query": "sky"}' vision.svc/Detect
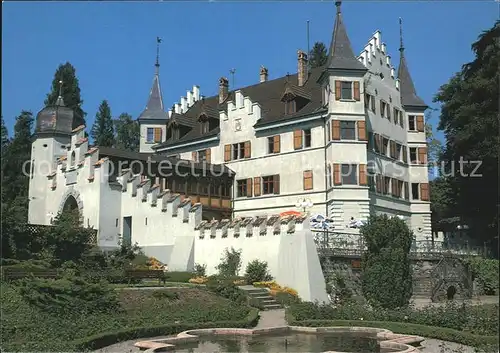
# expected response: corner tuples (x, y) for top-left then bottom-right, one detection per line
(2, 1), (498, 143)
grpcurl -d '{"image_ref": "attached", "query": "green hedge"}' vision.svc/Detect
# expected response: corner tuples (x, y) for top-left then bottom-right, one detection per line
(164, 271), (194, 283)
(72, 308), (259, 351)
(286, 318), (498, 351)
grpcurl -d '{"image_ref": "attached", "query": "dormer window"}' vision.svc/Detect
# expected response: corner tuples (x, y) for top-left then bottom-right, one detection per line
(285, 100), (296, 115)
(198, 113), (209, 134)
(200, 121), (209, 134)
(172, 127), (180, 140)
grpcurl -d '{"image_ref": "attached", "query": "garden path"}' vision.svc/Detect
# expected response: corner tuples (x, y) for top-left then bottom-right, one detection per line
(419, 338), (477, 353)
(254, 309), (287, 329)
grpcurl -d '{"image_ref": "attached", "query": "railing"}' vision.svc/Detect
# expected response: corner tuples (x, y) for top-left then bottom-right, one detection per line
(23, 224), (97, 245)
(312, 230), (488, 257)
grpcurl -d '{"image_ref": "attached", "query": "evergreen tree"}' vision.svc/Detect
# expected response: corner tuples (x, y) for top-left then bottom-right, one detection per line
(91, 100), (115, 147)
(1, 116), (10, 152)
(1, 111), (33, 204)
(114, 113), (139, 151)
(309, 42), (328, 68)
(45, 62), (85, 128)
(434, 20), (499, 252)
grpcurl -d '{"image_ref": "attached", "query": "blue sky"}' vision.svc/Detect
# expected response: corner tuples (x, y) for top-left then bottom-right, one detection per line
(2, 1), (497, 143)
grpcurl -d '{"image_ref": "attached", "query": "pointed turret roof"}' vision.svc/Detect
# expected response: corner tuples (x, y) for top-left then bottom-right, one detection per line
(397, 18), (427, 109)
(325, 1), (367, 72)
(138, 37), (169, 121)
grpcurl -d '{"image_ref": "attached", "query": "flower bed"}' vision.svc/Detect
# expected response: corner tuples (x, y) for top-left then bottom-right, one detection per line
(253, 281), (298, 297)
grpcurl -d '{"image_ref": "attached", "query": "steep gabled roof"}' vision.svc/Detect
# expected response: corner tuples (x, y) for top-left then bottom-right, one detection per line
(325, 1), (367, 72)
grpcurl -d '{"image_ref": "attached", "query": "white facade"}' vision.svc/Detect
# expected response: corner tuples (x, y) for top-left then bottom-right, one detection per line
(27, 127), (328, 303)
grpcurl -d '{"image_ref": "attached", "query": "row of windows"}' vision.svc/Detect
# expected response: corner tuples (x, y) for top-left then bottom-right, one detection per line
(236, 175), (280, 197)
(368, 174), (430, 201)
(327, 120), (366, 141)
(370, 133), (427, 165)
(364, 94), (425, 133)
(160, 177), (231, 197)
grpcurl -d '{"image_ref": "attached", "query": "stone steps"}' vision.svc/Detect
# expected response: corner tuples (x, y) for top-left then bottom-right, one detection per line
(240, 286), (283, 310)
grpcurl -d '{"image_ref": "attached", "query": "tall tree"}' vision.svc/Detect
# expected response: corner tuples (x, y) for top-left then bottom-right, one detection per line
(45, 62), (85, 128)
(1, 111), (33, 204)
(309, 42), (328, 68)
(114, 113), (139, 152)
(91, 100), (115, 147)
(434, 21), (499, 251)
(1, 116), (10, 152)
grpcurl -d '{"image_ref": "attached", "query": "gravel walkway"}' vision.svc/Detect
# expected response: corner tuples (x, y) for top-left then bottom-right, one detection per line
(254, 309), (286, 329)
(418, 338), (478, 353)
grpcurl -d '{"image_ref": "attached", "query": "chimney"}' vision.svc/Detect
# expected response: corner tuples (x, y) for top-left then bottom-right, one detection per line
(219, 77), (229, 104)
(297, 50), (308, 86)
(259, 66), (268, 83)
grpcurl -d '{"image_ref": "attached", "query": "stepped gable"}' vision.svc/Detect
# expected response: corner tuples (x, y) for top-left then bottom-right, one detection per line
(252, 216), (267, 227)
(267, 215), (281, 226)
(195, 220), (208, 231)
(229, 218), (242, 228)
(217, 219), (230, 229)
(240, 217), (253, 227)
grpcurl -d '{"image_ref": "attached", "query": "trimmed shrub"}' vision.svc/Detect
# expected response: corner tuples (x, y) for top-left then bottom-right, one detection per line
(164, 271), (193, 283)
(361, 215), (413, 308)
(216, 247), (242, 278)
(244, 259), (272, 284)
(194, 263), (207, 277)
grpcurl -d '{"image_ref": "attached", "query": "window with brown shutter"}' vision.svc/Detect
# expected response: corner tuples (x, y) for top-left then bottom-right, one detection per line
(418, 147), (427, 164)
(404, 182), (409, 200)
(420, 183), (430, 201)
(206, 149), (211, 163)
(375, 174), (382, 193)
(373, 133), (380, 153)
(383, 176), (391, 195)
(253, 177), (261, 196)
(335, 80), (341, 101)
(224, 144), (231, 162)
(333, 164), (341, 185)
(293, 130), (303, 149)
(359, 164), (367, 186)
(154, 128), (162, 143)
(402, 146), (408, 163)
(244, 141), (251, 158)
(246, 178), (252, 197)
(416, 115), (425, 132)
(353, 81), (360, 101)
(357, 121), (366, 141)
(273, 135), (281, 153)
(192, 151), (197, 161)
(332, 120), (341, 140)
(303, 170), (313, 190)
(273, 174), (280, 194)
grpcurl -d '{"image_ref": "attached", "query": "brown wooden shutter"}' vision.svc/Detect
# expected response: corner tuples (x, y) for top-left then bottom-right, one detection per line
(206, 149), (211, 163)
(273, 174), (280, 194)
(244, 141), (251, 158)
(420, 183), (430, 201)
(402, 146), (408, 163)
(154, 128), (162, 142)
(375, 175), (381, 193)
(303, 170), (313, 190)
(418, 147), (427, 164)
(374, 133), (380, 152)
(293, 130), (303, 149)
(192, 151), (197, 161)
(357, 121), (366, 141)
(224, 144), (231, 162)
(416, 115), (425, 132)
(380, 101), (384, 117)
(333, 164), (341, 185)
(335, 81), (341, 101)
(353, 81), (360, 101)
(253, 177), (261, 196)
(246, 178), (253, 197)
(332, 120), (341, 140)
(273, 135), (281, 153)
(359, 164), (367, 186)
(404, 182), (409, 199)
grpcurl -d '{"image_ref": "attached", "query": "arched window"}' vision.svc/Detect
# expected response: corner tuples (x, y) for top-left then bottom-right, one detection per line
(71, 151), (76, 167)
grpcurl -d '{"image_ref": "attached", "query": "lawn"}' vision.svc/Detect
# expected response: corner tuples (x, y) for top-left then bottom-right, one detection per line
(1, 283), (253, 352)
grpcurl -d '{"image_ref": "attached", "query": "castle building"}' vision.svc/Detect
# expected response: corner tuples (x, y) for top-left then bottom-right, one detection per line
(141, 2), (431, 239)
(27, 2), (430, 300)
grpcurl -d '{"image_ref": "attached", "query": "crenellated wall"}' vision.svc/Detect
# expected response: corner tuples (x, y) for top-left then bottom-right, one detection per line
(31, 125), (329, 303)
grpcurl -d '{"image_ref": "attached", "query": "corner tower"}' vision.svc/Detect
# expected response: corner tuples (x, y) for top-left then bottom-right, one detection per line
(28, 82), (77, 224)
(320, 1), (370, 227)
(139, 37), (169, 153)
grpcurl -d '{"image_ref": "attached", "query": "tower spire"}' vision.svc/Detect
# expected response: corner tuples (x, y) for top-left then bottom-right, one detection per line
(55, 80), (65, 106)
(399, 17), (404, 53)
(397, 17), (427, 109)
(155, 36), (162, 75)
(324, 0), (366, 72)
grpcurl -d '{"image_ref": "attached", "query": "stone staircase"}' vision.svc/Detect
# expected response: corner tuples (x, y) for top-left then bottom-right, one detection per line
(240, 286), (282, 310)
(412, 276), (432, 298)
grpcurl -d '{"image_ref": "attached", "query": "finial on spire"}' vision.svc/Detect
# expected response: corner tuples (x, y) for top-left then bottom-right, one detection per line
(399, 17), (404, 52)
(335, 1), (342, 14)
(155, 36), (162, 74)
(55, 80), (65, 106)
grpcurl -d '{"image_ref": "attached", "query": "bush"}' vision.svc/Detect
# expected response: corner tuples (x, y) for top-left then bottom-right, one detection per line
(151, 290), (179, 300)
(164, 271), (194, 283)
(275, 292), (301, 306)
(194, 263), (207, 277)
(216, 247), (242, 278)
(361, 215), (413, 308)
(206, 277), (247, 304)
(244, 259), (272, 284)
(466, 257), (499, 295)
